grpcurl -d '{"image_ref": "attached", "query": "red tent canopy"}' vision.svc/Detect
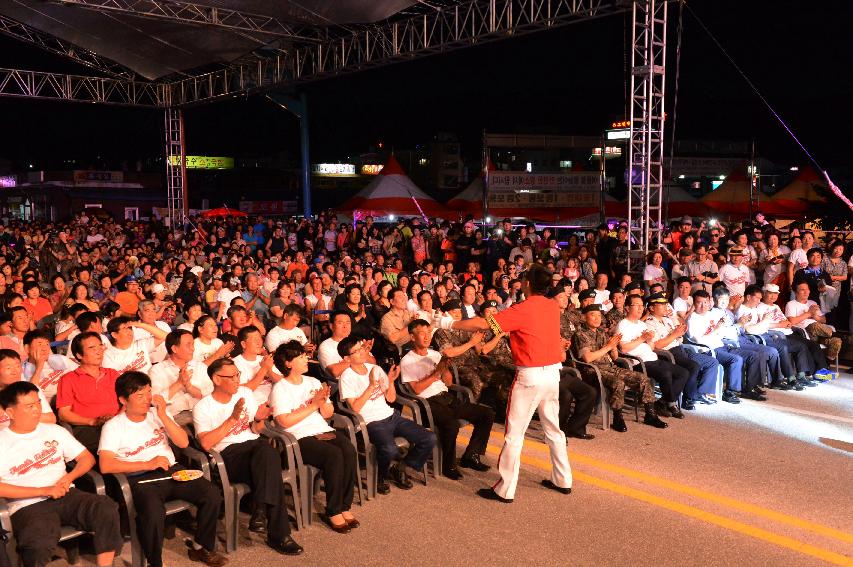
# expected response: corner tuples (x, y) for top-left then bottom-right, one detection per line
(199, 207), (248, 218)
(699, 166), (752, 216)
(763, 166), (826, 216)
(339, 156), (446, 217)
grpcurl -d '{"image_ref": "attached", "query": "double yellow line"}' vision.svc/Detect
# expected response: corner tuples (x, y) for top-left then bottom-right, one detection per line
(458, 429), (853, 566)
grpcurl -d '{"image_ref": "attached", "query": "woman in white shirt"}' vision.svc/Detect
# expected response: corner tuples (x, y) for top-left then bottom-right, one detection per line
(270, 341), (358, 533)
(643, 250), (669, 292)
(192, 315), (229, 364)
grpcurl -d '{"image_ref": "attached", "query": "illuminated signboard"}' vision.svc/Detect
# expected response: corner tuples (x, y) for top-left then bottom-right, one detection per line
(592, 147), (623, 157)
(610, 120), (631, 128)
(361, 164), (384, 175)
(0, 176), (15, 188)
(312, 163), (356, 175)
(167, 156), (235, 169)
(606, 129), (630, 141)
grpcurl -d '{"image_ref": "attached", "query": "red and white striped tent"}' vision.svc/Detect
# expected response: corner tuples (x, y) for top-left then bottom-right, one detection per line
(664, 182), (704, 218)
(699, 165), (753, 217)
(339, 155), (446, 218)
(763, 166), (826, 217)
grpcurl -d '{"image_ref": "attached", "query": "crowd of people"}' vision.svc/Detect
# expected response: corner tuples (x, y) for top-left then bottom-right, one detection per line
(0, 207), (848, 565)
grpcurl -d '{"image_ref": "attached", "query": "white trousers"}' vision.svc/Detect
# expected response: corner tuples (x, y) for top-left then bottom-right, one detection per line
(493, 365), (573, 500)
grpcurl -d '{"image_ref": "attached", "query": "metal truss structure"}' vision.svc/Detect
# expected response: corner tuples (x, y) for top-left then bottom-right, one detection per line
(0, 67), (162, 105)
(164, 109), (188, 227)
(626, 0), (667, 271)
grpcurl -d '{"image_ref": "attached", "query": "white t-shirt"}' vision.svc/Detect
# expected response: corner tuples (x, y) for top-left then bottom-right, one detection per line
(216, 289), (242, 319)
(134, 323), (171, 364)
(784, 299), (821, 329)
(719, 264), (750, 297)
(617, 319), (658, 363)
(789, 249), (808, 272)
(0, 424), (86, 514)
(232, 354), (275, 404)
(23, 355), (78, 399)
(102, 342), (152, 374)
(672, 296), (693, 317)
(686, 311), (725, 350)
(0, 388), (53, 430)
(98, 409), (176, 466)
(149, 358), (213, 413)
(735, 303), (770, 335)
(643, 264), (667, 287)
(317, 337), (342, 372)
(401, 349), (447, 399)
(192, 387), (260, 453)
(339, 363), (393, 425)
(593, 289), (612, 312)
(193, 338), (223, 363)
(265, 325), (308, 353)
(756, 302), (793, 335)
(269, 376), (334, 440)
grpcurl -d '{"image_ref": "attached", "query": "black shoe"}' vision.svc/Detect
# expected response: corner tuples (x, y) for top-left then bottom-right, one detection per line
(801, 377), (818, 387)
(653, 400), (671, 418)
(790, 380), (805, 391)
(389, 464), (413, 490)
(541, 479), (572, 494)
(681, 399), (696, 411)
(770, 380), (792, 390)
(722, 390), (741, 404)
(566, 431), (596, 440)
(476, 487), (513, 503)
(443, 467), (463, 480)
(459, 454), (490, 472)
(376, 479), (391, 495)
(754, 386), (767, 395)
(668, 405), (684, 419)
(248, 508), (267, 534)
(643, 413), (668, 428)
(187, 547), (228, 566)
(267, 536), (304, 556)
(740, 390), (767, 401)
(611, 411), (627, 433)
(697, 394), (717, 405)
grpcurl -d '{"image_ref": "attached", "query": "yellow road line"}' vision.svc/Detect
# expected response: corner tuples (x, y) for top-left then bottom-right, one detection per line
(458, 429), (853, 546)
(480, 444), (853, 566)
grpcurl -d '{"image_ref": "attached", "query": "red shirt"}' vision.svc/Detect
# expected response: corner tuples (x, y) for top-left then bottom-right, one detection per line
(23, 297), (53, 323)
(490, 295), (563, 367)
(57, 367), (120, 419)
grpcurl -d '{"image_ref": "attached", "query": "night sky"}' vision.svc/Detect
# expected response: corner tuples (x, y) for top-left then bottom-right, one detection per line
(0, 0), (850, 176)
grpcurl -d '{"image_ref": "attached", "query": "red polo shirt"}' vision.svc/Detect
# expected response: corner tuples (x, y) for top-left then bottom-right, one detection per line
(56, 366), (120, 419)
(490, 295), (562, 367)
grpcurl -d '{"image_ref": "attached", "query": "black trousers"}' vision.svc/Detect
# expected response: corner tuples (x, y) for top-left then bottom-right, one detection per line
(11, 489), (122, 567)
(71, 425), (102, 457)
(297, 430), (357, 516)
(427, 392), (495, 472)
(128, 465), (222, 567)
(558, 372), (597, 436)
(643, 359), (690, 404)
(221, 438), (290, 542)
(668, 347), (700, 399)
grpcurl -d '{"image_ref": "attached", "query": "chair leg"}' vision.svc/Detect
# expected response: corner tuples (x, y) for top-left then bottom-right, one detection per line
(285, 477), (303, 531)
(65, 541), (80, 565)
(223, 489), (235, 554)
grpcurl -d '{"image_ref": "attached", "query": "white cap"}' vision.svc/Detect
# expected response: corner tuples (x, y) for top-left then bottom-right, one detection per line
(762, 283), (780, 293)
(150, 283), (166, 294)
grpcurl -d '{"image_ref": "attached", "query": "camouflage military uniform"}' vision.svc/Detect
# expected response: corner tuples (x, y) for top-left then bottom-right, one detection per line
(561, 308), (583, 341)
(433, 328), (495, 400)
(571, 323), (655, 409)
(480, 330), (516, 402)
(605, 307), (627, 333)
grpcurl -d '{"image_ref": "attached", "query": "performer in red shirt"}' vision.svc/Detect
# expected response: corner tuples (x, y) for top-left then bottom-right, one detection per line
(445, 264), (572, 502)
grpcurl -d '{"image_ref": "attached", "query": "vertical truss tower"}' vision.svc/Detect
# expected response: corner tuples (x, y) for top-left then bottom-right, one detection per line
(164, 108), (188, 228)
(627, 0), (667, 271)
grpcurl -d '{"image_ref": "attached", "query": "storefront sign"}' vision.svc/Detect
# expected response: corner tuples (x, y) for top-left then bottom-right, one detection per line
(489, 172), (599, 192)
(73, 170), (124, 184)
(361, 164), (384, 175)
(0, 176), (15, 188)
(312, 163), (356, 176)
(167, 156), (235, 169)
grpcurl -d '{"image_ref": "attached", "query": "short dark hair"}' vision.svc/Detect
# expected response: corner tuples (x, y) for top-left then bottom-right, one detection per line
(337, 335), (360, 359)
(68, 303), (90, 319)
(108, 314), (137, 343)
(273, 341), (304, 377)
(626, 294), (644, 307)
(407, 318), (430, 334)
(115, 371), (150, 403)
(70, 331), (103, 360)
(207, 357), (236, 378)
(283, 303), (303, 318)
(165, 329), (192, 356)
(675, 276), (691, 286)
(329, 310), (352, 326)
(23, 330), (51, 346)
(237, 325), (261, 343)
(0, 381), (38, 410)
(692, 290), (711, 301)
(193, 315), (214, 338)
(744, 284), (763, 298)
(0, 349), (20, 364)
(227, 304), (247, 319)
(524, 264), (553, 296)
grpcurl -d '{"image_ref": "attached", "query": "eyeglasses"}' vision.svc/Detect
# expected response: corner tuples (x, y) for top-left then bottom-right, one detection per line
(215, 372), (241, 381)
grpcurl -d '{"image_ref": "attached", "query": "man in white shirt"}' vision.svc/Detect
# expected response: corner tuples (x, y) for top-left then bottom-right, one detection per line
(759, 284), (824, 381)
(718, 248), (751, 297)
(193, 359), (302, 556)
(671, 277), (694, 322)
(338, 335), (436, 495)
(216, 276), (242, 321)
(317, 311), (375, 380)
(149, 330), (213, 424)
(401, 319), (494, 480)
(98, 371), (226, 567)
(618, 295), (690, 418)
(784, 282), (842, 363)
(136, 300), (172, 363)
(0, 381), (122, 567)
(102, 316), (167, 374)
(265, 303), (314, 355)
(592, 273), (612, 312)
(232, 326), (279, 404)
(23, 330), (78, 400)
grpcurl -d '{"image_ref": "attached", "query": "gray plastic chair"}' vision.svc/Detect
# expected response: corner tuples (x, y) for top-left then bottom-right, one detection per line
(568, 352), (612, 431)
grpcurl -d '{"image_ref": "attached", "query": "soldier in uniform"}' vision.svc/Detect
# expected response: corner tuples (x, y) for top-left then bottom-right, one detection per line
(478, 300), (516, 415)
(433, 299), (492, 400)
(605, 287), (627, 332)
(572, 304), (666, 432)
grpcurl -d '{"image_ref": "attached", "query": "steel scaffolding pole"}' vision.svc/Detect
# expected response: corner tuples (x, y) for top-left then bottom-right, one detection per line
(627, 0), (667, 272)
(164, 108), (188, 229)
